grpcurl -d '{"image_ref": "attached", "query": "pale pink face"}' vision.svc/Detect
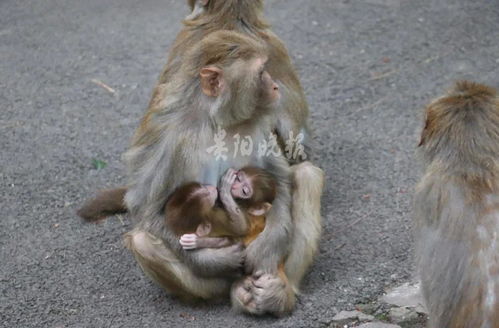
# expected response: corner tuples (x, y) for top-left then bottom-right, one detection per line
(231, 171), (253, 199)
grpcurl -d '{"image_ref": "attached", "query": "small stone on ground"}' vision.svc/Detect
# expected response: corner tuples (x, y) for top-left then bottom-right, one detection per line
(389, 306), (419, 324)
(332, 310), (375, 323)
(357, 322), (401, 328)
(381, 282), (427, 314)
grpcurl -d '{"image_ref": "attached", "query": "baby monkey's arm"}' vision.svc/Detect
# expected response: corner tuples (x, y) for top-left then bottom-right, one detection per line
(218, 168), (249, 236)
(180, 233), (232, 250)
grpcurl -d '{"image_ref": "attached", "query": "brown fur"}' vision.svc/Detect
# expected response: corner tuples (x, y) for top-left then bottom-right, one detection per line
(165, 166), (276, 239)
(415, 80), (499, 328)
(164, 182), (212, 236)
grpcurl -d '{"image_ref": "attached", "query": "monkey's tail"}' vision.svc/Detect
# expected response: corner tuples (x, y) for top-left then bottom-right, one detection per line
(77, 187), (128, 222)
(285, 162), (325, 294)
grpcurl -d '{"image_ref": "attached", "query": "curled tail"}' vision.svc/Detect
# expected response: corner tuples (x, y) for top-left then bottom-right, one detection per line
(77, 187), (128, 222)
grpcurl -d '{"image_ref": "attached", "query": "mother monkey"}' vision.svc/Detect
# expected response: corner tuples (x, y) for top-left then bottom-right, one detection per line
(80, 1), (324, 316)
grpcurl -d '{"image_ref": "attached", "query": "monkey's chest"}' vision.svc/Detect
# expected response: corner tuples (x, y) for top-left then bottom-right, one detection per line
(200, 126), (270, 185)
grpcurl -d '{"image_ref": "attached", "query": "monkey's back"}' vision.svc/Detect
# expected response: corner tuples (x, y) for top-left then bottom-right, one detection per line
(415, 174), (499, 328)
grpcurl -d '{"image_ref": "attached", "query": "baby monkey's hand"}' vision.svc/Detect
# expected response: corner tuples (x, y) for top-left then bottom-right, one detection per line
(220, 168), (237, 201)
(179, 233), (199, 250)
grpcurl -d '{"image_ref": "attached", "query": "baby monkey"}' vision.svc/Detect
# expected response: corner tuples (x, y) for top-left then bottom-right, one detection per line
(165, 167), (276, 250)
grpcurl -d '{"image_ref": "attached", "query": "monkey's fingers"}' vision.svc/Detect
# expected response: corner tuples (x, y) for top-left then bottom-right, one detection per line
(220, 172), (234, 192)
(180, 233), (198, 240)
(242, 277), (253, 291)
(179, 242), (197, 250)
(234, 282), (254, 305)
(224, 171), (235, 183)
(179, 237), (197, 244)
(252, 273), (284, 289)
(253, 270), (265, 279)
(241, 291), (253, 305)
(222, 168), (234, 180)
(179, 234), (198, 250)
(229, 172), (237, 184)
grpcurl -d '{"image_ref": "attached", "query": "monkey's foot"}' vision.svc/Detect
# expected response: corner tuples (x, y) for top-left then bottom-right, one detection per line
(231, 276), (258, 313)
(231, 272), (295, 316)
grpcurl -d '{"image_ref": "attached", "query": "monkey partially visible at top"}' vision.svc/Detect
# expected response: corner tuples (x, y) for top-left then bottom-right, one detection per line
(415, 81), (499, 328)
(168, 167), (277, 251)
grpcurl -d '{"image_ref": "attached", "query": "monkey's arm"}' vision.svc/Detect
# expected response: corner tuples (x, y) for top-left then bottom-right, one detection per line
(230, 158), (295, 316)
(180, 233), (232, 250)
(218, 168), (249, 236)
(244, 156), (292, 274)
(126, 129), (245, 278)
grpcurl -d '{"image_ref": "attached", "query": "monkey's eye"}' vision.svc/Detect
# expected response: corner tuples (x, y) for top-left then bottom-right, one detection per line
(242, 185), (249, 196)
(235, 172), (241, 182)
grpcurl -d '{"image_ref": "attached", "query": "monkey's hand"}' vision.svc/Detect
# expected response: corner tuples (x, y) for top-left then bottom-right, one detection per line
(219, 168), (237, 202)
(232, 271), (295, 316)
(179, 233), (199, 250)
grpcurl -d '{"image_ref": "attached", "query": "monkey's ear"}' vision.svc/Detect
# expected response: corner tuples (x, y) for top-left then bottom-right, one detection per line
(196, 222), (212, 236)
(200, 66), (224, 97)
(186, 0), (209, 20)
(248, 203), (272, 216)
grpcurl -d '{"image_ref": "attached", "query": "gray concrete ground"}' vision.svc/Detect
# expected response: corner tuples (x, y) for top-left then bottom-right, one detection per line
(1, 0), (498, 327)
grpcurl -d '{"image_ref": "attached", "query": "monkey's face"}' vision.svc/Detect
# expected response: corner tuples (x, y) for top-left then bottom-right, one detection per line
(231, 171), (253, 199)
(260, 70), (280, 104)
(251, 57), (280, 105)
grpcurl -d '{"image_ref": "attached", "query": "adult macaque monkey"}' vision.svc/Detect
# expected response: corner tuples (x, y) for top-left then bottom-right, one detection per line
(78, 0), (324, 315)
(118, 30), (324, 316)
(415, 81), (499, 328)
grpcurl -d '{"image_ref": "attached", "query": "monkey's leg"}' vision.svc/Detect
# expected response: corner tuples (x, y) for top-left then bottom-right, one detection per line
(231, 162), (324, 315)
(124, 229), (231, 301)
(285, 161), (324, 293)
